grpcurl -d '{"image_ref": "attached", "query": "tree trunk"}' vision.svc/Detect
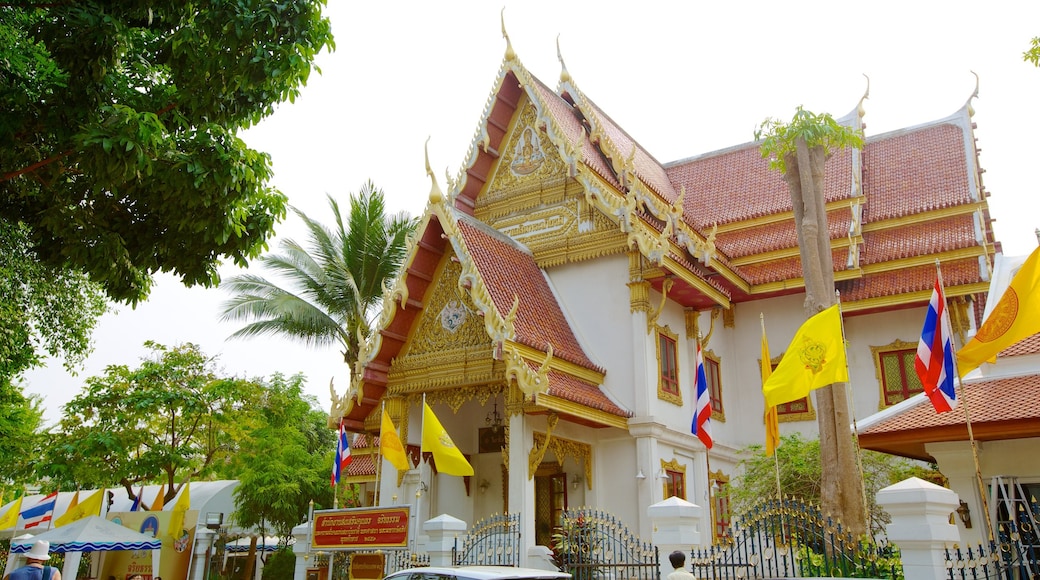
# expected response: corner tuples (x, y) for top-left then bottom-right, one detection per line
(781, 137), (867, 538)
(244, 535), (258, 580)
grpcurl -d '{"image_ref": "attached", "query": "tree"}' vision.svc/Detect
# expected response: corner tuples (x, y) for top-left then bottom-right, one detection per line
(731, 433), (945, 536)
(0, 380), (44, 487)
(42, 341), (258, 503)
(0, 3), (334, 303)
(756, 107), (867, 536)
(220, 182), (418, 365)
(1024, 37), (1040, 66)
(0, 218), (107, 388)
(228, 373), (334, 543)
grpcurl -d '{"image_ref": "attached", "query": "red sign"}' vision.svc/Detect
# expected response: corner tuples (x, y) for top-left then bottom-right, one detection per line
(312, 507), (410, 550)
(349, 553), (386, 580)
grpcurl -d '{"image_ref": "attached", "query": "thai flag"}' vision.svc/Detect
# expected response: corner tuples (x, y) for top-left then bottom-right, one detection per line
(330, 419), (352, 486)
(21, 491), (58, 529)
(692, 341), (713, 449)
(915, 274), (958, 413)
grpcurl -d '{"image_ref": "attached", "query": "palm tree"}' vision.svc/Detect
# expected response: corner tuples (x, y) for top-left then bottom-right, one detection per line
(220, 181), (417, 365)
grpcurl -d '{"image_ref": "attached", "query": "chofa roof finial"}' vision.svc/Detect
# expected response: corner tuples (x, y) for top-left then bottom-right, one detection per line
(501, 8), (515, 61)
(557, 35), (571, 83)
(425, 137), (443, 204)
(967, 70), (980, 117)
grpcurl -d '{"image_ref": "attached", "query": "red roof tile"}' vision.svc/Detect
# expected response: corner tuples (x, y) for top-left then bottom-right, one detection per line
(346, 453), (376, 478)
(716, 208), (853, 259)
(861, 373), (1040, 436)
(860, 214), (978, 265)
(664, 144), (854, 228)
(740, 249), (849, 286)
(862, 123), (973, 222)
(837, 258), (981, 302)
(542, 368), (631, 418)
(999, 333), (1040, 357)
(456, 215), (602, 373)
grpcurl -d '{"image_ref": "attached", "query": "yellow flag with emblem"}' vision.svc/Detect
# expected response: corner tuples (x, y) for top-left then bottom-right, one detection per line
(55, 489), (104, 527)
(380, 408), (411, 472)
(958, 246), (1040, 377)
(763, 305), (848, 408)
(422, 402), (473, 476)
(167, 481), (190, 538)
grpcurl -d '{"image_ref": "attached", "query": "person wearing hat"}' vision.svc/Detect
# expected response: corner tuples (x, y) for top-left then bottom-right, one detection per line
(3, 539), (60, 580)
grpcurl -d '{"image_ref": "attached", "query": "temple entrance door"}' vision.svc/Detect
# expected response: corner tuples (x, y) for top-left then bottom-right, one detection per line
(534, 466), (567, 547)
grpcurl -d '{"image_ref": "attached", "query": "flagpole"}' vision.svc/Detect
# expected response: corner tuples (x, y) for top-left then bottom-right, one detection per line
(375, 402), (384, 507)
(938, 261), (995, 543)
(835, 290), (872, 537)
(761, 314), (783, 500)
(415, 394), (427, 554)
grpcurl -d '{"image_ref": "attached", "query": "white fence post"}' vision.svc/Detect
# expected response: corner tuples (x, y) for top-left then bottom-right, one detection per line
(291, 521), (311, 580)
(876, 477), (960, 580)
(423, 514), (467, 567)
(648, 496), (703, 578)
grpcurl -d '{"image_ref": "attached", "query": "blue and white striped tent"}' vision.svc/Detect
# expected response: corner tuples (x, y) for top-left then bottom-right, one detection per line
(10, 515), (162, 553)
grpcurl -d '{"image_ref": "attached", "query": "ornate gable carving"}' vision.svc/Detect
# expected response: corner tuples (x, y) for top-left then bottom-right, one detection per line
(482, 102), (569, 203)
(405, 256), (489, 357)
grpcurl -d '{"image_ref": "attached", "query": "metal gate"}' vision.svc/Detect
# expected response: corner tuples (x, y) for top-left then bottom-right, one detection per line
(554, 508), (660, 580)
(945, 477), (1040, 579)
(453, 512), (521, 566)
(690, 498), (901, 579)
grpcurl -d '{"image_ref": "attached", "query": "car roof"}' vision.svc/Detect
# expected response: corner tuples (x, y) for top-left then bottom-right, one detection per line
(386, 566), (571, 580)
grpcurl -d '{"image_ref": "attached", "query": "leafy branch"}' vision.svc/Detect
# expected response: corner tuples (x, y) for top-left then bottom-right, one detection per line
(755, 106), (864, 173)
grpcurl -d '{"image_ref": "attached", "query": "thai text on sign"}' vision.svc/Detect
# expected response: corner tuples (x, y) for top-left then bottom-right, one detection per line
(312, 506), (410, 550)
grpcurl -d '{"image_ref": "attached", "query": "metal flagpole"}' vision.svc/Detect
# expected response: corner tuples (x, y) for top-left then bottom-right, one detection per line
(329, 423), (340, 580)
(835, 290), (872, 535)
(938, 261), (995, 543)
(375, 402), (384, 507)
(415, 394), (427, 554)
(761, 314), (783, 501)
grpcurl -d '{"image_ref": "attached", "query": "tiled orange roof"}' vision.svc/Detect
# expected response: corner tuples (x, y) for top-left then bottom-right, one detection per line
(542, 368), (631, 418)
(860, 214), (978, 265)
(716, 208), (853, 259)
(347, 453), (376, 478)
(456, 214), (602, 373)
(861, 123), (973, 222)
(999, 333), (1040, 357)
(836, 257), (981, 302)
(740, 249), (849, 286)
(665, 144), (854, 228)
(862, 374), (1040, 435)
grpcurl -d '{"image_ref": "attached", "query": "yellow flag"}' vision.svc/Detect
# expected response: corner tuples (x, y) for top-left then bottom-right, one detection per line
(763, 305), (848, 408)
(55, 489), (104, 527)
(0, 497), (23, 529)
(762, 324), (780, 457)
(380, 409), (411, 472)
(149, 484), (165, 511)
(958, 246), (1040, 377)
(167, 481), (190, 538)
(422, 402), (474, 476)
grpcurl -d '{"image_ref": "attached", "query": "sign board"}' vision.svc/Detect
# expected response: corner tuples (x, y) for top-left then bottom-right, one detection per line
(312, 506), (410, 550)
(349, 553), (386, 580)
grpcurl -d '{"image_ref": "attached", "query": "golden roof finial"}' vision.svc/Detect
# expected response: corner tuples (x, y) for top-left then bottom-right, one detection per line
(425, 137), (443, 204)
(967, 70), (980, 117)
(557, 35), (571, 83)
(501, 8), (515, 61)
(858, 74), (870, 119)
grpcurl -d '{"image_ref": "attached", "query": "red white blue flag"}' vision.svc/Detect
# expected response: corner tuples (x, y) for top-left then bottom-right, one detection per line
(330, 418), (352, 486)
(21, 491), (58, 529)
(914, 272), (958, 413)
(692, 341), (713, 449)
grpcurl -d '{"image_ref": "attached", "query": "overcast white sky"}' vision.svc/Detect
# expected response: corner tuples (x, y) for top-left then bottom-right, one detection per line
(23, 1), (1040, 424)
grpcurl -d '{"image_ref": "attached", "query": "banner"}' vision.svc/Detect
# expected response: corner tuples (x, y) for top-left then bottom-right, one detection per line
(101, 510), (198, 580)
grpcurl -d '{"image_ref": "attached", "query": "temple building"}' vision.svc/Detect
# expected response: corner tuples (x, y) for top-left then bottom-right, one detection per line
(329, 32), (999, 558)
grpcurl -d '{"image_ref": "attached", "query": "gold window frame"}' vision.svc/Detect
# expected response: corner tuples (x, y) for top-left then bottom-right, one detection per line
(660, 458), (687, 500)
(656, 325), (682, 406)
(702, 349), (725, 423)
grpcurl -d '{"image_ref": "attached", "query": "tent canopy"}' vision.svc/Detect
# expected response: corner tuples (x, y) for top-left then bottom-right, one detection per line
(11, 516), (162, 553)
